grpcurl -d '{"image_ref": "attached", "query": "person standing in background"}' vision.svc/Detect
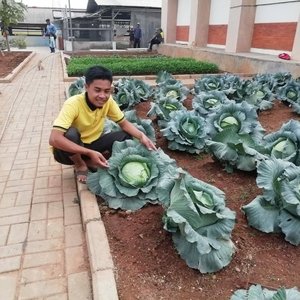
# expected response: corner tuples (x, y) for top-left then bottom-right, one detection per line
(133, 23), (142, 48)
(49, 32), (56, 53)
(128, 26), (134, 48)
(45, 18), (57, 39)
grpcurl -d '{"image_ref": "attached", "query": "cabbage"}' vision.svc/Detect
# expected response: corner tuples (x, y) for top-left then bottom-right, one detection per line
(87, 139), (179, 211)
(120, 160), (150, 187)
(163, 172), (236, 273)
(231, 284), (300, 300)
(160, 110), (207, 154)
(207, 101), (265, 143)
(243, 157), (300, 245)
(68, 76), (85, 97)
(263, 119), (300, 165)
(147, 96), (186, 123)
(192, 90), (230, 116)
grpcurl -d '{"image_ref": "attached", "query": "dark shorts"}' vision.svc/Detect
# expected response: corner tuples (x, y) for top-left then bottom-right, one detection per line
(53, 127), (131, 165)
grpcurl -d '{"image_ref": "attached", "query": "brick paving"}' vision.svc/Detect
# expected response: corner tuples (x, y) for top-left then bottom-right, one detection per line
(0, 50), (92, 299)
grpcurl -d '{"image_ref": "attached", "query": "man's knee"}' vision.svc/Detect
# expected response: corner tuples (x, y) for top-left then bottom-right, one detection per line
(52, 127), (82, 165)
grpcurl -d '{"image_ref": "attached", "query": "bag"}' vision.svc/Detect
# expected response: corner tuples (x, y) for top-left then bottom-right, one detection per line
(278, 53), (291, 60)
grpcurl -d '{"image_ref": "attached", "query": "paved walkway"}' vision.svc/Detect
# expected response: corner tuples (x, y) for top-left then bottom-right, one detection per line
(0, 49), (92, 299)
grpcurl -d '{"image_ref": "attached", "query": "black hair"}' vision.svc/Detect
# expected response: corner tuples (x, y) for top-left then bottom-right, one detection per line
(85, 66), (113, 85)
(46, 18), (50, 22)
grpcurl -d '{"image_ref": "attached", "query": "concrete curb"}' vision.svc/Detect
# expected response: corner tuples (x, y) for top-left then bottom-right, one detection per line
(76, 182), (119, 300)
(0, 51), (36, 83)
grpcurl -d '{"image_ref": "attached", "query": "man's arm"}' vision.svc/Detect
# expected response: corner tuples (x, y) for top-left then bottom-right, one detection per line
(119, 119), (156, 150)
(49, 129), (109, 167)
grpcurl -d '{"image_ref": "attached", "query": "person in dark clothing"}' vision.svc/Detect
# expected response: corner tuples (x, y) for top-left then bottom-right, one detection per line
(133, 23), (142, 48)
(148, 28), (163, 51)
(128, 26), (134, 48)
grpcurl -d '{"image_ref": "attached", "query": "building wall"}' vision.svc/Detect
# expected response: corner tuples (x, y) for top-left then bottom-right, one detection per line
(251, 0), (300, 53)
(175, 0), (191, 43)
(207, 0), (230, 48)
(166, 0), (300, 56)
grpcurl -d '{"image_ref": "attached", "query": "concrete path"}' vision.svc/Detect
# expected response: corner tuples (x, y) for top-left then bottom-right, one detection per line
(0, 50), (92, 299)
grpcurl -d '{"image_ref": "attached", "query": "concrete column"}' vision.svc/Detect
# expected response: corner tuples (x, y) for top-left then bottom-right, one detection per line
(292, 12), (300, 60)
(226, 0), (256, 53)
(161, 0), (178, 43)
(189, 0), (211, 47)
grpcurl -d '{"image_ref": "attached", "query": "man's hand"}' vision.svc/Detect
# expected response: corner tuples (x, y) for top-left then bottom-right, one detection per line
(139, 134), (157, 151)
(88, 150), (109, 168)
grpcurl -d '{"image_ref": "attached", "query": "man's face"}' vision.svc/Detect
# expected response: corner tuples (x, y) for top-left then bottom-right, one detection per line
(85, 79), (112, 108)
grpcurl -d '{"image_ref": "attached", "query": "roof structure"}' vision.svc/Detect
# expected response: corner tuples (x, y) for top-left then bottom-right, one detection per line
(21, 7), (87, 23)
(94, 0), (162, 8)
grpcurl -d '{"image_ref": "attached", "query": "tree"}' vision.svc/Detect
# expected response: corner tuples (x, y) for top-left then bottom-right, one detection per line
(0, 0), (26, 51)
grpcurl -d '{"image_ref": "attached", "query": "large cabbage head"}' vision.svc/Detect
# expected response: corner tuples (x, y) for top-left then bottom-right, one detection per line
(192, 75), (225, 95)
(263, 119), (300, 165)
(206, 101), (265, 142)
(160, 110), (207, 154)
(154, 80), (190, 102)
(192, 91), (230, 116)
(147, 96), (186, 123)
(87, 139), (179, 211)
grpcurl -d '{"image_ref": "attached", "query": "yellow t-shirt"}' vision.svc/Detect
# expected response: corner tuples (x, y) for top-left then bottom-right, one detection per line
(53, 93), (124, 144)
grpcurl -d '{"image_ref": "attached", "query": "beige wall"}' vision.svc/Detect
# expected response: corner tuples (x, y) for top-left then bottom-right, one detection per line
(162, 0), (300, 58)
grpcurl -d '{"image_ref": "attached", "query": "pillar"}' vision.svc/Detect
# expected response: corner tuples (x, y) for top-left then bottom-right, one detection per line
(226, 0), (256, 53)
(189, 0), (211, 47)
(292, 12), (300, 60)
(161, 0), (178, 43)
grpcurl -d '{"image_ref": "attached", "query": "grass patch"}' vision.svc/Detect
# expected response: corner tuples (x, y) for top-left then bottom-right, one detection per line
(67, 55), (219, 77)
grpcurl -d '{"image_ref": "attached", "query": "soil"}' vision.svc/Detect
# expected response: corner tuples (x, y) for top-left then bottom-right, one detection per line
(0, 51), (31, 77)
(99, 100), (300, 300)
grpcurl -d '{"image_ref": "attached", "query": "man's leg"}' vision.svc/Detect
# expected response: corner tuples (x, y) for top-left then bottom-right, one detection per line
(53, 128), (88, 183)
(85, 131), (131, 157)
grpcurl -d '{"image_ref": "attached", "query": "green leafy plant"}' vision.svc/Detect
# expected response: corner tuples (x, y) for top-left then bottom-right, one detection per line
(104, 110), (156, 142)
(277, 81), (300, 113)
(206, 128), (266, 173)
(162, 171), (236, 273)
(0, 0), (27, 51)
(147, 96), (186, 124)
(206, 101), (265, 142)
(192, 90), (230, 116)
(242, 157), (300, 245)
(10, 37), (27, 49)
(231, 284), (300, 300)
(154, 78), (190, 102)
(160, 110), (208, 154)
(87, 139), (179, 211)
(192, 75), (225, 94)
(263, 119), (300, 165)
(67, 55), (219, 77)
(68, 76), (85, 97)
(113, 78), (153, 110)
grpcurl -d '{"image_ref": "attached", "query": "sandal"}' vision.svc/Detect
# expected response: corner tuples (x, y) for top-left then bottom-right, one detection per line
(74, 169), (88, 184)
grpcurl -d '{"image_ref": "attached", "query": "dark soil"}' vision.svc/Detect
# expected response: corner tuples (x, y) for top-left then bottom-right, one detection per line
(0, 51), (31, 78)
(100, 100), (300, 300)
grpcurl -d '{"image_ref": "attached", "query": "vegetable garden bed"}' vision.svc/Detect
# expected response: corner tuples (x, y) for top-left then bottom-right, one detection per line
(97, 99), (300, 300)
(65, 54), (219, 77)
